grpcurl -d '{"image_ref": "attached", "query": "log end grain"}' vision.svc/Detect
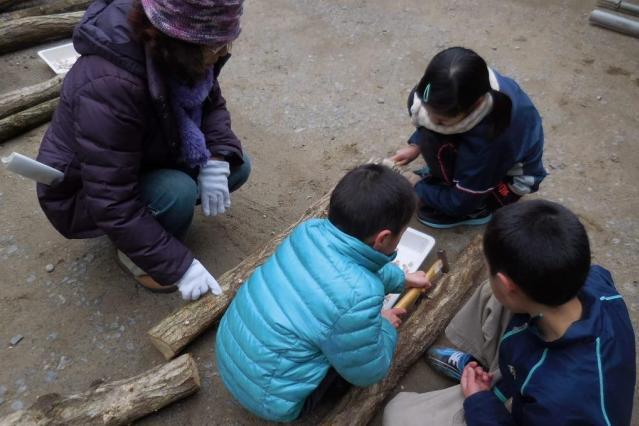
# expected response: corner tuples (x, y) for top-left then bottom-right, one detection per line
(148, 331), (182, 361)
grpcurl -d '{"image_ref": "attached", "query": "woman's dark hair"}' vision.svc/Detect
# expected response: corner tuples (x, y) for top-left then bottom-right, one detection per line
(416, 47), (512, 136)
(483, 200), (591, 306)
(129, 1), (207, 85)
(328, 164), (417, 241)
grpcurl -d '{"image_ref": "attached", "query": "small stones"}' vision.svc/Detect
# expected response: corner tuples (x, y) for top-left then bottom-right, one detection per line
(11, 400), (24, 411)
(45, 371), (58, 383)
(45, 263), (55, 273)
(9, 335), (23, 346)
(57, 355), (72, 370)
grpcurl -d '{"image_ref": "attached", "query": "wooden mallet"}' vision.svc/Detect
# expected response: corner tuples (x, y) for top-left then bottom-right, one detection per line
(394, 250), (450, 310)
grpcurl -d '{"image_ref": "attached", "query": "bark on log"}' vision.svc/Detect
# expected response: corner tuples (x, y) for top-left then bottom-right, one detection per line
(1, 0), (90, 21)
(0, 98), (58, 143)
(0, 11), (84, 54)
(0, 75), (63, 120)
(0, 354), (200, 426)
(320, 235), (486, 426)
(148, 192), (332, 360)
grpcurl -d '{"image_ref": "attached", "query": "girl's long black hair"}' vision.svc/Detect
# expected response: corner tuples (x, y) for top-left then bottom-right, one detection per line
(416, 47), (512, 137)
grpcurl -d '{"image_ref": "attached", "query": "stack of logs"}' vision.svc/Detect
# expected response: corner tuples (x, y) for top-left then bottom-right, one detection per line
(0, 0), (90, 143)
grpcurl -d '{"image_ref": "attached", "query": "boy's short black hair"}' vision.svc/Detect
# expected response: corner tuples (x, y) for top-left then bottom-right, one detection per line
(483, 200), (591, 306)
(328, 164), (417, 241)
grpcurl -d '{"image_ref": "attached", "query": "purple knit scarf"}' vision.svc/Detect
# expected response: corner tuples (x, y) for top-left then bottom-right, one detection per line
(168, 70), (214, 168)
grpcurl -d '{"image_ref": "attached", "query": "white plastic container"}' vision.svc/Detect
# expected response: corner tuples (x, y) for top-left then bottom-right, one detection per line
(37, 42), (80, 74)
(382, 227), (436, 310)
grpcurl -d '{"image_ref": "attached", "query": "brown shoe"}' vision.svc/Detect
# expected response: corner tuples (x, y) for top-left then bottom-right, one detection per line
(116, 250), (178, 293)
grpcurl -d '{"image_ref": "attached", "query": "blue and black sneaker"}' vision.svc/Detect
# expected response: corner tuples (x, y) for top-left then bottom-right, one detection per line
(425, 347), (477, 382)
(417, 206), (492, 229)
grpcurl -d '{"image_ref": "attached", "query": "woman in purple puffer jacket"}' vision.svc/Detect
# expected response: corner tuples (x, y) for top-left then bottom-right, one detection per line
(36, 0), (250, 300)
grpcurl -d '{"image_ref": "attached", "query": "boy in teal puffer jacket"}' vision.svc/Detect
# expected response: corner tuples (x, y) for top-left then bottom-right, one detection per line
(216, 164), (431, 422)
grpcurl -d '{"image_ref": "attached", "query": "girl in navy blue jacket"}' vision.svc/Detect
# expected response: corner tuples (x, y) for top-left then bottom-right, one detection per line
(392, 47), (546, 228)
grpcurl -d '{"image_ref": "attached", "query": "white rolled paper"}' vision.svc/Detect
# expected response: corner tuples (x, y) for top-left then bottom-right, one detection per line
(2, 152), (64, 186)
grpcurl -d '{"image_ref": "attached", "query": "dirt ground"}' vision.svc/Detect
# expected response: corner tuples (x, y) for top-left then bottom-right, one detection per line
(1, 0), (637, 424)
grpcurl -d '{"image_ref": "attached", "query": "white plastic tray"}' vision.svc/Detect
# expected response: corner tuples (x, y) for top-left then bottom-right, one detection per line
(382, 227), (435, 310)
(37, 42), (80, 74)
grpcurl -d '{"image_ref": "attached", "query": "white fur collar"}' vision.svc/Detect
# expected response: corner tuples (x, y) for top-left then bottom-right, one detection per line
(410, 67), (501, 135)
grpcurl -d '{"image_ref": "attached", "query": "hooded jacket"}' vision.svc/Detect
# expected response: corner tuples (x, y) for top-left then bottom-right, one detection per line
(36, 0), (243, 284)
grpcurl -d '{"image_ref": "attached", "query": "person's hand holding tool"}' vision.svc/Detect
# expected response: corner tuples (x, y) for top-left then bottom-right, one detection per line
(405, 271), (432, 290)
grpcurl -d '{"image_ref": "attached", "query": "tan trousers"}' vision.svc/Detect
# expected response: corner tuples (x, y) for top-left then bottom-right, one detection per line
(383, 281), (512, 426)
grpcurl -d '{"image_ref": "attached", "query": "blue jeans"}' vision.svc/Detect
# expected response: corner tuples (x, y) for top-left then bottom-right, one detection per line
(139, 156), (251, 239)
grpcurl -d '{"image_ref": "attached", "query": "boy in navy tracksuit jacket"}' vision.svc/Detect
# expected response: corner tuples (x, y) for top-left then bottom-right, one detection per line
(466, 265), (635, 425)
(384, 200), (635, 425)
(391, 47), (546, 228)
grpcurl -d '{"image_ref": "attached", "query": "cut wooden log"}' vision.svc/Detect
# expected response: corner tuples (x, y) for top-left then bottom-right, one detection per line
(0, 353), (200, 426)
(0, 98), (58, 143)
(320, 235), (486, 426)
(1, 0), (90, 21)
(0, 75), (63, 120)
(0, 11), (84, 54)
(148, 192), (332, 360)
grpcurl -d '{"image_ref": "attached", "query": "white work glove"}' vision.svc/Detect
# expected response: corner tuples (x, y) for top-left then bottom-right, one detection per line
(177, 259), (223, 301)
(198, 159), (231, 217)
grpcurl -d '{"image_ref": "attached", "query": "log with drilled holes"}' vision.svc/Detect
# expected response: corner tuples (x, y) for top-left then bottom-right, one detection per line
(0, 98), (58, 143)
(0, 11), (84, 54)
(0, 75), (63, 120)
(0, 354), (200, 426)
(320, 235), (485, 426)
(148, 192), (332, 360)
(0, 0), (90, 20)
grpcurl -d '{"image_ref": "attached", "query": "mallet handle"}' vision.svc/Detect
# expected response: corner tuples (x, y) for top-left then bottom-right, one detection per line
(393, 259), (444, 310)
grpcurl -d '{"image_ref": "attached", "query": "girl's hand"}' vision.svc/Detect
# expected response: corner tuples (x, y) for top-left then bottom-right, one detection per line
(461, 361), (493, 398)
(382, 307), (407, 328)
(390, 144), (420, 166)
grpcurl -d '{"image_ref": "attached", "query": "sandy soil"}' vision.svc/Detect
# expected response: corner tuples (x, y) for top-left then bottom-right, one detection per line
(0, 0), (637, 424)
